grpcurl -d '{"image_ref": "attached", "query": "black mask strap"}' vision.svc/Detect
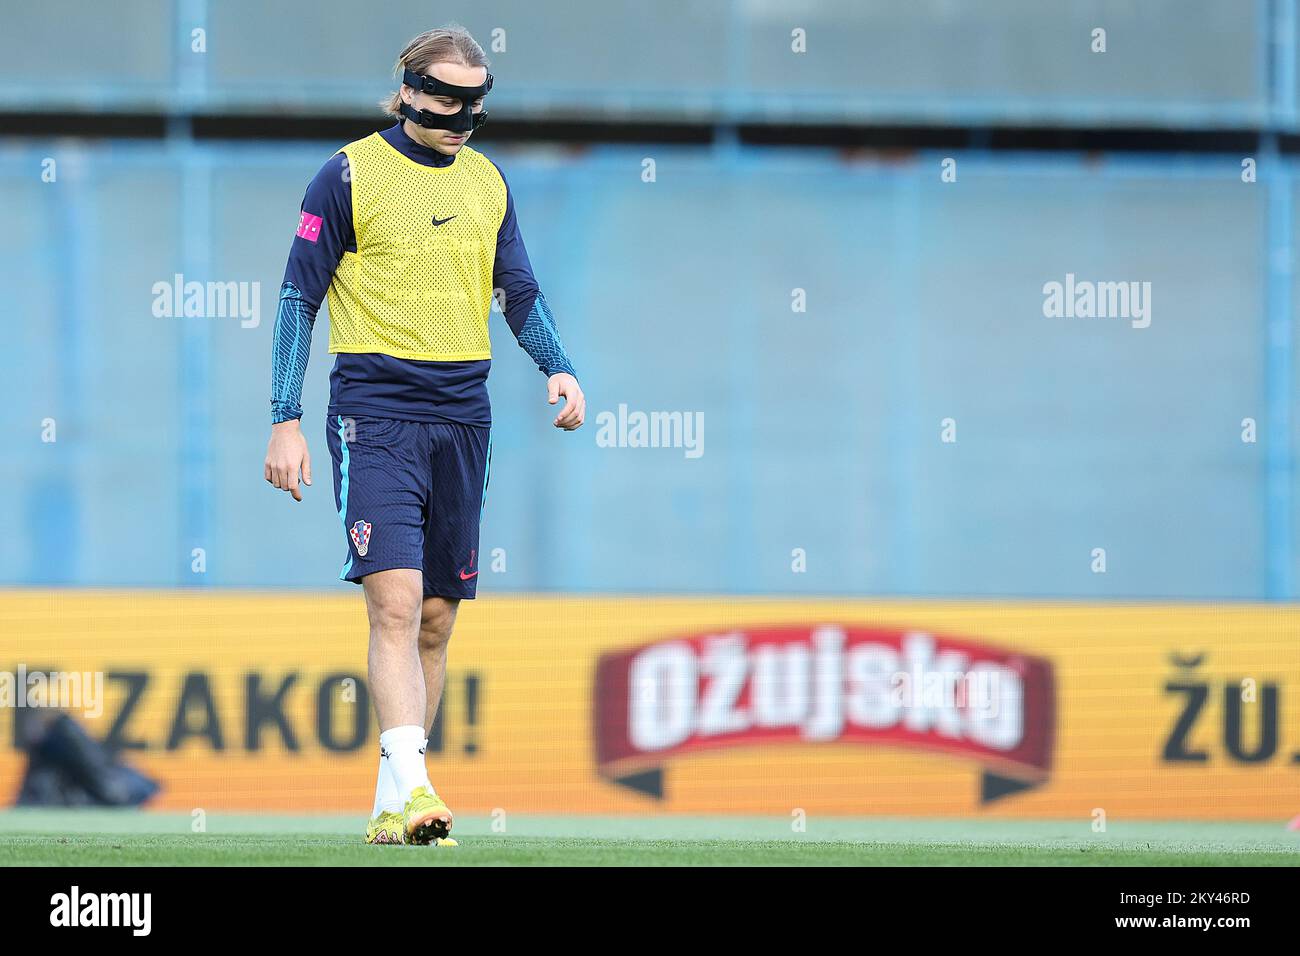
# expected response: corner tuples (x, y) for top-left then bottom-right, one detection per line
(400, 69), (492, 132)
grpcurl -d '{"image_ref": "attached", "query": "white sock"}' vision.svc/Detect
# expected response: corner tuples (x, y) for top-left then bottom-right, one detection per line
(378, 725), (432, 799)
(372, 746), (403, 816)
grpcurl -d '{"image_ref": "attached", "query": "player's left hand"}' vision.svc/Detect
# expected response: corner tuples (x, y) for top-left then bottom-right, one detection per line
(547, 373), (585, 430)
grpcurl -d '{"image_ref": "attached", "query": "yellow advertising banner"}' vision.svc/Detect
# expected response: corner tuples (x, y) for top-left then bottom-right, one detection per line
(0, 592), (1296, 819)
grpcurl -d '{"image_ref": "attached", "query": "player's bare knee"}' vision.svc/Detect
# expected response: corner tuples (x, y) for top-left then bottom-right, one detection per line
(365, 593), (421, 639)
(418, 598), (459, 651)
(417, 626), (450, 654)
(361, 570), (423, 637)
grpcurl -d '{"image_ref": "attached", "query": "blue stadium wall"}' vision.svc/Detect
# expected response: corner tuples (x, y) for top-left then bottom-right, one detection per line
(1, 0), (1297, 598)
(2, 144), (1293, 599)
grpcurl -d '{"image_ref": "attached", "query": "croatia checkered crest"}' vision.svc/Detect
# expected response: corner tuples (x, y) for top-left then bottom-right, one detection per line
(349, 520), (372, 556)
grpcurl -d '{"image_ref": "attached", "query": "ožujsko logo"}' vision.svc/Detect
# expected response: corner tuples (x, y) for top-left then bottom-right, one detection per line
(593, 624), (1055, 804)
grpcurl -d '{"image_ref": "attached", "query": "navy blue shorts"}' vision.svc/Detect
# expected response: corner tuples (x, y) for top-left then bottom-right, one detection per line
(326, 414), (491, 600)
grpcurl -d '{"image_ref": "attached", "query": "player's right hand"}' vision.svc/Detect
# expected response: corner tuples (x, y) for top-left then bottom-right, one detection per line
(265, 420), (312, 502)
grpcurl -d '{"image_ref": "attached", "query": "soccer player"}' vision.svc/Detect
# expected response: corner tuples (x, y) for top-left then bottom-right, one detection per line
(263, 25), (584, 845)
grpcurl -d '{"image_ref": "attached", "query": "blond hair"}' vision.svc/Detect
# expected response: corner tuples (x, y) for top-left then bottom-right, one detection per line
(381, 24), (490, 117)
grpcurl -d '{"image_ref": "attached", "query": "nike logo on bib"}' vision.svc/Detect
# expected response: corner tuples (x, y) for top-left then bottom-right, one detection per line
(431, 214), (457, 227)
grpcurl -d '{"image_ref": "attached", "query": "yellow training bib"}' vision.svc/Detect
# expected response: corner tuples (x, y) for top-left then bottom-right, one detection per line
(327, 133), (506, 361)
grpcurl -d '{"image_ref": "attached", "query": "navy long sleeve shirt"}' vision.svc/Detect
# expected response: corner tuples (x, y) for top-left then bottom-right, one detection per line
(270, 121), (576, 426)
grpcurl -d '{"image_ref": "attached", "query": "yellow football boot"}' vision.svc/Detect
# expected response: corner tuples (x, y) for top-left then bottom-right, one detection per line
(403, 786), (453, 845)
(365, 810), (406, 845)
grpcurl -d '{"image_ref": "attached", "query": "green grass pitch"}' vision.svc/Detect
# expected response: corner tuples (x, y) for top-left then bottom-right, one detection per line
(0, 811), (1296, 866)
